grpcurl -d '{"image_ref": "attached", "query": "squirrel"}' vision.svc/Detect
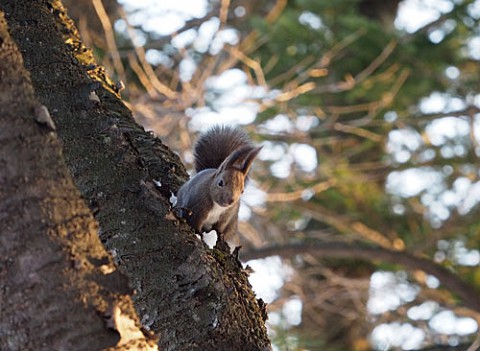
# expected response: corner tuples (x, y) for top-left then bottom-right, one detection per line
(175, 125), (262, 241)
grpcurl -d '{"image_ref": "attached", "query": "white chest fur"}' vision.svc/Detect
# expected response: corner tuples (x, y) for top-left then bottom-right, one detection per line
(203, 202), (227, 230)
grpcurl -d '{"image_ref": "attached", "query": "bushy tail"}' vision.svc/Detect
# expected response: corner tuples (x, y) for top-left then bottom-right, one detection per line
(194, 125), (252, 172)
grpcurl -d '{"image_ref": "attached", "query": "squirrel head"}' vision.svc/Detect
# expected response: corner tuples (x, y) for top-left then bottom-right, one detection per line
(210, 145), (262, 207)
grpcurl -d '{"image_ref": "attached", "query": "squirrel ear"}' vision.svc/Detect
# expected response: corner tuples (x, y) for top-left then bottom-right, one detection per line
(239, 146), (262, 175)
(218, 145), (262, 175)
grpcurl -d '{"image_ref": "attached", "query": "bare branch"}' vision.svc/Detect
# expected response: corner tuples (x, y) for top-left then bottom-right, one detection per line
(298, 202), (395, 249)
(92, 0), (126, 83)
(403, 0), (476, 42)
(241, 241), (480, 313)
(266, 179), (336, 202)
(228, 46), (267, 87)
(119, 7), (177, 99)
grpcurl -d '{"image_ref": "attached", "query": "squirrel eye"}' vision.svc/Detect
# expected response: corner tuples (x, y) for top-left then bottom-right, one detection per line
(217, 179), (224, 187)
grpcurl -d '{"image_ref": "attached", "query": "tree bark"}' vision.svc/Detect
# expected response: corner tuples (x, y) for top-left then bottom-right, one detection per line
(0, 1), (271, 350)
(0, 11), (153, 351)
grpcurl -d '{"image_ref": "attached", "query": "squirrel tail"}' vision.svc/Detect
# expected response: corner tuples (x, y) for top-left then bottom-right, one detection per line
(194, 125), (253, 172)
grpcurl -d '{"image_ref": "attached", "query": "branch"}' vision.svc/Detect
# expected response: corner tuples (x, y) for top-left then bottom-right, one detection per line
(119, 7), (177, 99)
(265, 179), (336, 202)
(298, 201), (394, 249)
(91, 0), (126, 83)
(403, 0), (476, 42)
(314, 39), (397, 94)
(241, 241), (480, 313)
(409, 343), (476, 351)
(127, 11), (218, 51)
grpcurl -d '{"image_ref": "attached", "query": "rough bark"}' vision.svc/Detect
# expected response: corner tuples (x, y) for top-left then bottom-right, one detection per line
(0, 1), (271, 350)
(0, 11), (153, 351)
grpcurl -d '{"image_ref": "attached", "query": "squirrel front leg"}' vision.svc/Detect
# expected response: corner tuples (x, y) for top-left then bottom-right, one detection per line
(212, 217), (237, 252)
(213, 204), (239, 240)
(175, 203), (206, 235)
(190, 206), (210, 235)
(219, 216), (238, 241)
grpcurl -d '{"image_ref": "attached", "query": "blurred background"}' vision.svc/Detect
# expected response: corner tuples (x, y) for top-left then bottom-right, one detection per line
(62, 0), (480, 350)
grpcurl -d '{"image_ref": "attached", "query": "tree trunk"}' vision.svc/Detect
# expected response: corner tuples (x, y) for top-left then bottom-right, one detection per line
(0, 1), (271, 350)
(0, 11), (153, 351)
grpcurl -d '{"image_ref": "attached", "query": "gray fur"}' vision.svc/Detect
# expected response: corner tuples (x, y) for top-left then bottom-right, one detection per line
(176, 126), (261, 240)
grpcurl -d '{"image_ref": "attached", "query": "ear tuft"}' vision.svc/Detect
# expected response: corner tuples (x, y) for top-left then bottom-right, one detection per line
(240, 146), (262, 175)
(217, 145), (262, 175)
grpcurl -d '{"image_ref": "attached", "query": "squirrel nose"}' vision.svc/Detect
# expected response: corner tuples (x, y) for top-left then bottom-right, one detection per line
(223, 196), (234, 206)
